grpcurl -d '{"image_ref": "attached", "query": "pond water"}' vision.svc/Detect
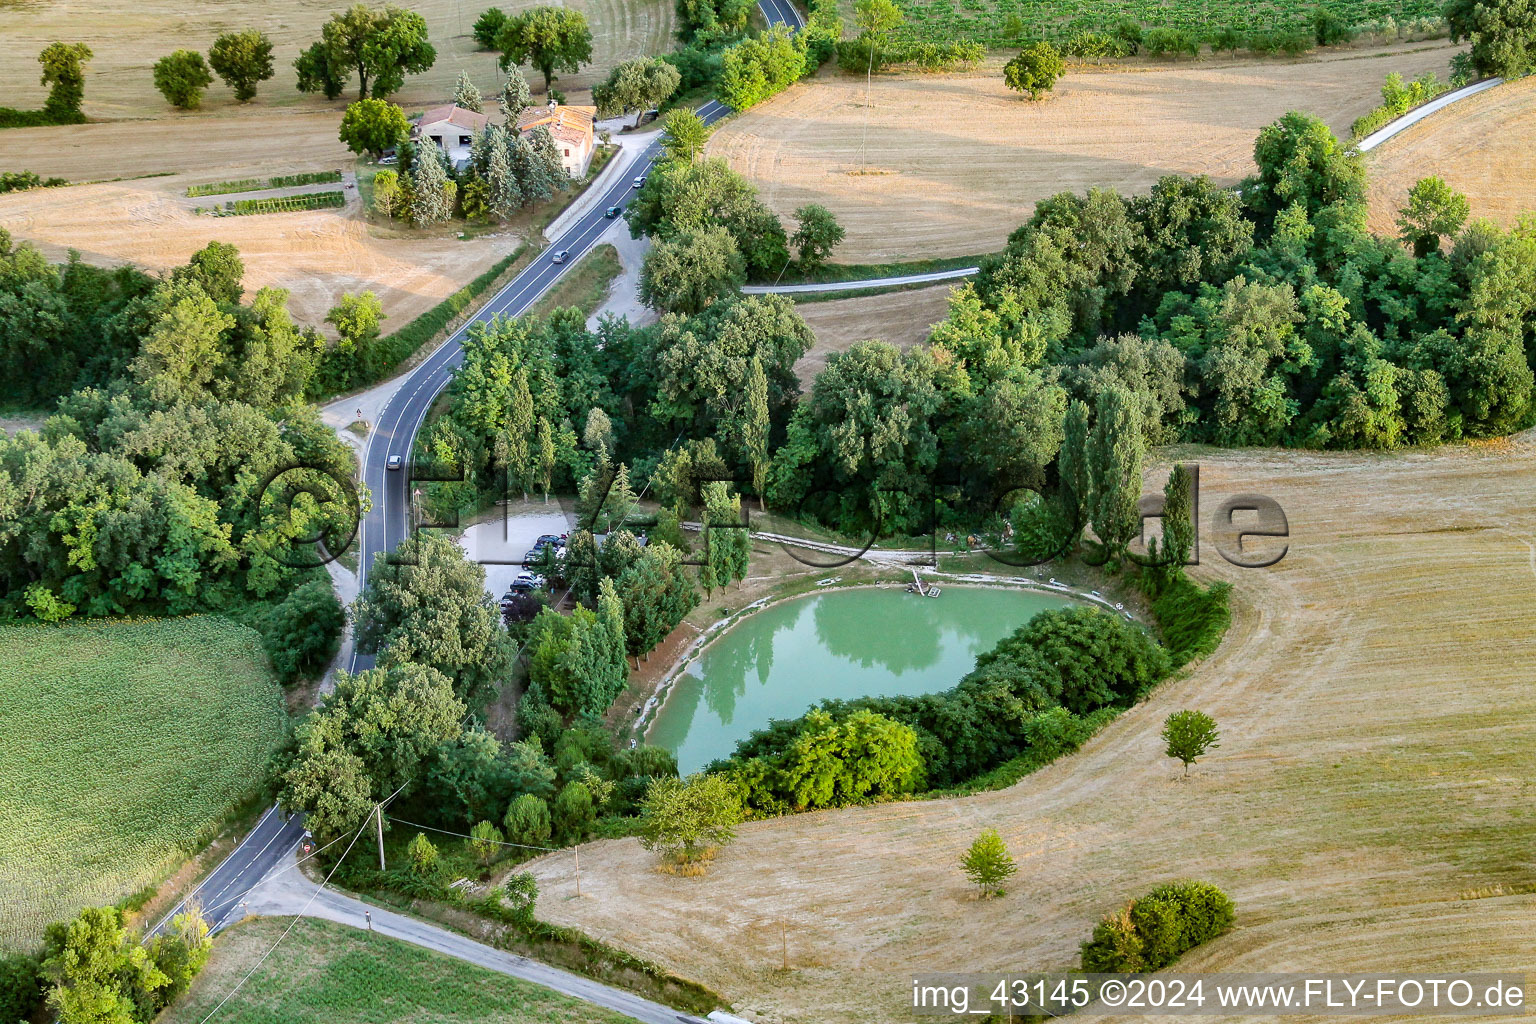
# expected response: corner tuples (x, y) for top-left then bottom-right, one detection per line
(646, 586), (1083, 773)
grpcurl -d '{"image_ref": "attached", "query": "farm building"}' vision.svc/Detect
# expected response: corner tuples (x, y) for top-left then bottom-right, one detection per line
(516, 101), (597, 178)
(412, 104), (492, 169)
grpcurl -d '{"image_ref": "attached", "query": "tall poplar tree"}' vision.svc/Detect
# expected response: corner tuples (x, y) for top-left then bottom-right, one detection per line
(1087, 386), (1143, 563)
(744, 355), (771, 510)
(1057, 399), (1091, 547)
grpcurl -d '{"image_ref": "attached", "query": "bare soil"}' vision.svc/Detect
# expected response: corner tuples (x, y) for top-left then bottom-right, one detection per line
(0, 170), (514, 328)
(709, 41), (1464, 263)
(1366, 76), (1536, 236)
(792, 284), (955, 386)
(0, 0), (673, 121)
(523, 439), (1536, 1023)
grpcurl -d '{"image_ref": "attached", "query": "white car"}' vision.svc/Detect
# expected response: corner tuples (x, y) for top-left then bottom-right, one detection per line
(385, 454), (404, 471)
(632, 175), (646, 188)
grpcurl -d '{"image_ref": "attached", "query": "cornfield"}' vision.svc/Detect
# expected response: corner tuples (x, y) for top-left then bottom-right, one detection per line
(161, 917), (640, 1023)
(0, 617), (287, 951)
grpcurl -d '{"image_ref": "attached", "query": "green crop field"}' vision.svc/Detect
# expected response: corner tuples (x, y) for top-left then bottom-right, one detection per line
(888, 0), (1444, 47)
(163, 917), (641, 1024)
(0, 617), (287, 951)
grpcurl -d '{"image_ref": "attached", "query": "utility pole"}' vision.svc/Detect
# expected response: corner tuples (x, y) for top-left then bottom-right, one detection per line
(781, 920), (787, 972)
(376, 805), (386, 871)
(574, 844), (581, 897)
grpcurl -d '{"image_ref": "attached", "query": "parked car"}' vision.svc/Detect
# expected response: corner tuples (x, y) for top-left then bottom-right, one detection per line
(605, 205), (622, 218)
(536, 534), (563, 547)
(551, 249), (570, 264)
(385, 454), (404, 471)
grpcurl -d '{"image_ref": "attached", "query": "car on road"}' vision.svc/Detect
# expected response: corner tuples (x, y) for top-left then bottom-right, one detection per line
(551, 249), (570, 264)
(605, 205), (622, 218)
(385, 454), (403, 471)
(632, 175), (646, 188)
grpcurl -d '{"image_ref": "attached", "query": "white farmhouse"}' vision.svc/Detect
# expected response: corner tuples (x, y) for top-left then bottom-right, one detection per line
(516, 101), (597, 178)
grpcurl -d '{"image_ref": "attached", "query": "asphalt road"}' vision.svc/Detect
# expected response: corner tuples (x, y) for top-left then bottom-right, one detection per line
(146, 804), (307, 938)
(348, 97), (728, 673)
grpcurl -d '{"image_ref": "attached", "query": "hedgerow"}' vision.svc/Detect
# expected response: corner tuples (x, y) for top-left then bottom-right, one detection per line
(1081, 880), (1236, 971)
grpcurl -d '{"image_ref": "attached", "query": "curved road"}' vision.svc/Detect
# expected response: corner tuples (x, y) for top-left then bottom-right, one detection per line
(170, 4), (807, 1021)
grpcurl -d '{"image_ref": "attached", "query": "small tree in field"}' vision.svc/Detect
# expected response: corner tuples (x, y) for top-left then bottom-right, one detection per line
(1397, 176), (1470, 257)
(791, 203), (845, 270)
(1003, 41), (1064, 100)
(960, 828), (1017, 898)
(638, 773), (743, 875)
(154, 50), (215, 109)
(1162, 710), (1220, 777)
(39, 42), (92, 121)
(406, 832), (440, 876)
(209, 30), (275, 102)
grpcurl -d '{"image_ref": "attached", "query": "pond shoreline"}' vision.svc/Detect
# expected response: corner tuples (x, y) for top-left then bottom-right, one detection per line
(630, 569), (1141, 756)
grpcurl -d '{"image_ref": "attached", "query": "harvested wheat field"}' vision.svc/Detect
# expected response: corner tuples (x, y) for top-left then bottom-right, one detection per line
(0, 0), (671, 121)
(791, 284), (955, 386)
(0, 174), (512, 328)
(711, 41), (1463, 263)
(1366, 76), (1536, 236)
(527, 439), (1536, 1023)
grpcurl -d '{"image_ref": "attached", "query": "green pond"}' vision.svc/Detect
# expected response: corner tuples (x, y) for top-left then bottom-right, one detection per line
(646, 586), (1083, 773)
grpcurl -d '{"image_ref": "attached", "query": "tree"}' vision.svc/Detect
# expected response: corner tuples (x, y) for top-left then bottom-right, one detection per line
(173, 240), (245, 304)
(208, 30), (275, 102)
(638, 773), (743, 869)
(1161, 709), (1220, 776)
(410, 143), (457, 226)
(1056, 398), (1090, 547)
(39, 42), (92, 121)
(339, 97), (410, 158)
(275, 661), (465, 840)
(263, 579), (346, 684)
(593, 58), (680, 126)
(790, 203), (844, 269)
(1249, 111), (1366, 227)
(504, 792), (553, 845)
(1003, 41), (1064, 100)
(716, 24), (807, 110)
(495, 6), (593, 93)
(153, 50), (214, 109)
(960, 828), (1017, 897)
(474, 7), (508, 48)
(659, 107), (712, 162)
(500, 70), (533, 119)
(327, 291), (384, 363)
(1087, 386), (1143, 562)
(354, 535), (514, 705)
(486, 127), (524, 218)
(453, 69), (483, 112)
(42, 907), (161, 1024)
(469, 820), (504, 863)
(553, 779), (595, 841)
(1397, 176), (1470, 257)
(744, 355), (771, 508)
(676, 0), (754, 45)
(407, 831), (440, 875)
(640, 224), (745, 314)
(1446, 0), (1536, 77)
(295, 3), (436, 100)
(1156, 461), (1194, 579)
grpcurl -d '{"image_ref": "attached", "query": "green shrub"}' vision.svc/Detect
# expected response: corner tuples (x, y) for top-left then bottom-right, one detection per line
(406, 832), (440, 876)
(1312, 6), (1358, 45)
(261, 579), (345, 684)
(227, 190), (345, 214)
(268, 170), (343, 188)
(1081, 881), (1236, 971)
(504, 793), (554, 846)
(1143, 26), (1199, 56)
(0, 171), (68, 193)
(0, 951), (44, 1023)
(553, 781), (595, 842)
(1151, 576), (1231, 667)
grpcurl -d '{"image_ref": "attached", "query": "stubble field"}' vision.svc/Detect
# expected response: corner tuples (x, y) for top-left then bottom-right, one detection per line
(0, 0), (672, 120)
(710, 41), (1462, 263)
(791, 284), (955, 385)
(525, 439), (1536, 1023)
(0, 171), (511, 328)
(1365, 75), (1536, 235)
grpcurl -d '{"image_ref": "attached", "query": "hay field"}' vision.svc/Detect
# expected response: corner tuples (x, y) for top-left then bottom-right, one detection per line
(791, 284), (954, 385)
(710, 41), (1462, 263)
(0, 172), (512, 328)
(163, 916), (639, 1024)
(0, 0), (672, 120)
(1366, 76), (1536, 236)
(525, 439), (1536, 1023)
(0, 617), (286, 952)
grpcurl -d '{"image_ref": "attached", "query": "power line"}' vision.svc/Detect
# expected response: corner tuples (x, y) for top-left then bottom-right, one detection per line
(386, 815), (558, 852)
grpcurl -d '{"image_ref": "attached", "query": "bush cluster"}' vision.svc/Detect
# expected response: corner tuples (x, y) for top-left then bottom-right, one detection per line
(1350, 70), (1454, 140)
(1081, 881), (1236, 971)
(0, 171), (68, 193)
(1151, 576), (1232, 667)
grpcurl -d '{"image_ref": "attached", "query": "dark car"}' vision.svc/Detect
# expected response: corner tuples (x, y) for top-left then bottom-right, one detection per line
(535, 534), (563, 547)
(605, 205), (622, 218)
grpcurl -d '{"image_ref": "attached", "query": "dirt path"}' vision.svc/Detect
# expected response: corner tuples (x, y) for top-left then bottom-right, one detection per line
(520, 440), (1536, 1024)
(710, 41), (1464, 262)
